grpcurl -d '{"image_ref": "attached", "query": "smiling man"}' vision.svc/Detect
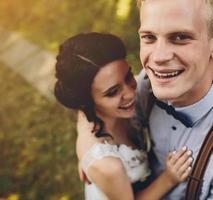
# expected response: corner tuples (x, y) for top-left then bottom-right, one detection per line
(136, 0), (213, 199)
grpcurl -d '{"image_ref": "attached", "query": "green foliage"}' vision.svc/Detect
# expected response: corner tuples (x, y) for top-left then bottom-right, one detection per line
(0, 63), (83, 199)
(0, 0), (142, 199)
(0, 0), (142, 72)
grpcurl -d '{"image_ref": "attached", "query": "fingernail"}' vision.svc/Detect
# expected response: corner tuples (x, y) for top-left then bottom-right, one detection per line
(187, 150), (192, 155)
(188, 157), (193, 162)
(182, 146), (187, 151)
(173, 150), (177, 154)
(188, 166), (192, 171)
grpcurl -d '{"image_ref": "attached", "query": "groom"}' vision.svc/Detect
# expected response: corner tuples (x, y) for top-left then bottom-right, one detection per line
(136, 0), (213, 199)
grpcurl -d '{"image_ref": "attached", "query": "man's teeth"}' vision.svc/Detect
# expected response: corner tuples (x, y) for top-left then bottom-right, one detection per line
(153, 70), (182, 78)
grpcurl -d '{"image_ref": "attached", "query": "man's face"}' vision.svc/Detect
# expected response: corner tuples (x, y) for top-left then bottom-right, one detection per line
(139, 0), (213, 106)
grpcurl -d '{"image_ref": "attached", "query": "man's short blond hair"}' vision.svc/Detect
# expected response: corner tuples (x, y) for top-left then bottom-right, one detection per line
(204, 0), (213, 37)
(136, 0), (213, 38)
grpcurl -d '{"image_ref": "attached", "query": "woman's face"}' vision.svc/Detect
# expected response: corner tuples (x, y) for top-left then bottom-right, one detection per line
(91, 59), (137, 121)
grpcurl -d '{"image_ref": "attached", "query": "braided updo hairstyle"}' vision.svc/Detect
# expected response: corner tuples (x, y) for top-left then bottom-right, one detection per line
(54, 32), (126, 137)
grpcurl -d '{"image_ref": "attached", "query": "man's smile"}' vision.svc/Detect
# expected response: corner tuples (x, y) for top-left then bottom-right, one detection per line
(149, 67), (184, 79)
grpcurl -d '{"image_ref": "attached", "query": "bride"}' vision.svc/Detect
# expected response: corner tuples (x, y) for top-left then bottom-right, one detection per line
(54, 32), (193, 200)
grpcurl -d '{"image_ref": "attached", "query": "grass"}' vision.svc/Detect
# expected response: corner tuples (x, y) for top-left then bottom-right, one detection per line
(0, 62), (83, 200)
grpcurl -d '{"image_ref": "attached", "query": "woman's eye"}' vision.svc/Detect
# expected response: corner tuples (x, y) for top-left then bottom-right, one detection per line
(105, 89), (118, 97)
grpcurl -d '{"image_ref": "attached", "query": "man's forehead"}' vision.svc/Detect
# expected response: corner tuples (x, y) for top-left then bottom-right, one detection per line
(140, 0), (203, 3)
(140, 0), (204, 8)
(138, 0), (207, 34)
(140, 0), (204, 20)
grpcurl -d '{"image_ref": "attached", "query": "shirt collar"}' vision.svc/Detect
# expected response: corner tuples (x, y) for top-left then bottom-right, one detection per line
(172, 85), (213, 125)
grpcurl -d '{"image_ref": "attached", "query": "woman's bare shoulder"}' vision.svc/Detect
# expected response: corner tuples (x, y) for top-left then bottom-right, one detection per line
(88, 157), (125, 181)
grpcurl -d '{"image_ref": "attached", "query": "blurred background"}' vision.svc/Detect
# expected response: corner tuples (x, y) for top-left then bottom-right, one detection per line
(0, 0), (141, 199)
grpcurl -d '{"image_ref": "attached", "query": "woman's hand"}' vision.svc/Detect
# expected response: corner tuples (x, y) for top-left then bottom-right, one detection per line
(78, 162), (91, 184)
(136, 146), (193, 200)
(165, 146), (193, 186)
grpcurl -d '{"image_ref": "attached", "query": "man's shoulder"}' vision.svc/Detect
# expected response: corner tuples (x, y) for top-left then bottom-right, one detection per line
(136, 70), (152, 111)
(136, 70), (150, 93)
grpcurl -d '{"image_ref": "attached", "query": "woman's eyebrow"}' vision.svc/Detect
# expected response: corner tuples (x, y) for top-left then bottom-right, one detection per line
(102, 85), (119, 96)
(102, 67), (131, 96)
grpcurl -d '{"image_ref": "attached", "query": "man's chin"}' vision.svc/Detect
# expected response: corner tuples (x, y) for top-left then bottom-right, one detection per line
(152, 89), (177, 102)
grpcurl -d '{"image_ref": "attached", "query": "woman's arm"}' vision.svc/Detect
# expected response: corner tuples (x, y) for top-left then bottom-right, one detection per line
(87, 157), (134, 200)
(76, 111), (99, 183)
(77, 112), (135, 199)
(136, 147), (192, 200)
(76, 111), (95, 159)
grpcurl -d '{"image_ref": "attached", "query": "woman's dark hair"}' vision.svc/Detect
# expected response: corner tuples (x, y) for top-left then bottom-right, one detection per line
(54, 32), (126, 137)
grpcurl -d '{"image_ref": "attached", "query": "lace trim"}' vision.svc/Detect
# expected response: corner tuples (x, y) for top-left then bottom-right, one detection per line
(81, 142), (121, 179)
(81, 141), (150, 182)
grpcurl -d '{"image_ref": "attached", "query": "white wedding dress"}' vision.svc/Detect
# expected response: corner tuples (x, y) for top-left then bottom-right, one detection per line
(81, 141), (151, 200)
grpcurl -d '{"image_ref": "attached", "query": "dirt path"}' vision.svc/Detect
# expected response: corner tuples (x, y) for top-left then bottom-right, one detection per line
(0, 28), (56, 101)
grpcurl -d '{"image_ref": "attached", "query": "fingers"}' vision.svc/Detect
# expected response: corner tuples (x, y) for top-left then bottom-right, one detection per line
(167, 151), (174, 160)
(179, 157), (193, 172)
(176, 155), (193, 181)
(78, 163), (91, 184)
(166, 146), (193, 183)
(169, 146), (191, 167)
(174, 149), (193, 170)
(180, 166), (192, 180)
(78, 163), (84, 181)
(81, 170), (91, 184)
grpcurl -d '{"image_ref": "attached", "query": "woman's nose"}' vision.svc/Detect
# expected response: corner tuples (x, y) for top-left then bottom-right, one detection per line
(122, 83), (136, 100)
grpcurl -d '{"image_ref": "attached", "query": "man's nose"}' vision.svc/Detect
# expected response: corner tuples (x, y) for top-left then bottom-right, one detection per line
(152, 40), (174, 64)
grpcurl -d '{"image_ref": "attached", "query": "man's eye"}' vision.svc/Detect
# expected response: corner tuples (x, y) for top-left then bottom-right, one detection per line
(170, 34), (192, 43)
(140, 34), (156, 43)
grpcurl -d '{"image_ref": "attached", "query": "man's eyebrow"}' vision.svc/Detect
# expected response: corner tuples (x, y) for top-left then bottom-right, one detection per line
(138, 28), (143, 34)
(138, 29), (153, 34)
(168, 30), (194, 35)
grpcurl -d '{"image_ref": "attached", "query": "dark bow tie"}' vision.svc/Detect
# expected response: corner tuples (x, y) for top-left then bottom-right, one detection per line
(155, 100), (193, 128)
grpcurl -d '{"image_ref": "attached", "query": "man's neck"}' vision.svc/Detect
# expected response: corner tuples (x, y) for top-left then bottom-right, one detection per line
(169, 83), (212, 107)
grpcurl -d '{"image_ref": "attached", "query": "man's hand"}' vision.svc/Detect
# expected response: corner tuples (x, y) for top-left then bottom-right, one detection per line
(78, 163), (91, 184)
